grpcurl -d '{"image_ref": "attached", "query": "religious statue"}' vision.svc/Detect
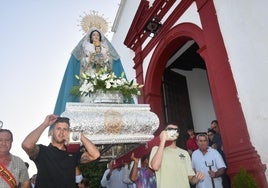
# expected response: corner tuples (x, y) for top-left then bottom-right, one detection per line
(81, 30), (111, 74)
(53, 12), (125, 116)
(49, 11), (158, 156)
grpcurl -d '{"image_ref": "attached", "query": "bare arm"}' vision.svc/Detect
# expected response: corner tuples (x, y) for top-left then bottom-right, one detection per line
(129, 153), (139, 182)
(21, 114), (58, 158)
(80, 133), (100, 163)
(20, 180), (31, 188)
(150, 131), (167, 171)
(101, 169), (111, 187)
(208, 167), (225, 178)
(188, 171), (205, 185)
(122, 164), (133, 184)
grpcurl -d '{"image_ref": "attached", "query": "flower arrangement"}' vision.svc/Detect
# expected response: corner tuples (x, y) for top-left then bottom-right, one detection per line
(70, 66), (143, 103)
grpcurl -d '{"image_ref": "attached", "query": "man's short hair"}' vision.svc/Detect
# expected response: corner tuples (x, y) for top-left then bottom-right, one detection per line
(141, 154), (149, 163)
(49, 117), (70, 133)
(55, 117), (70, 126)
(196, 133), (208, 141)
(166, 121), (181, 128)
(0, 129), (13, 141)
(207, 128), (216, 135)
(211, 120), (218, 125)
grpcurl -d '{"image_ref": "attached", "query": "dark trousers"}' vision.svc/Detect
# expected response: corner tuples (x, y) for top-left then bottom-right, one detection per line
(222, 172), (231, 188)
(190, 184), (196, 188)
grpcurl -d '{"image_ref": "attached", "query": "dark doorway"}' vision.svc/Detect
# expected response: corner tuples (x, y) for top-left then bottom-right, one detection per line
(161, 41), (206, 149)
(162, 69), (193, 149)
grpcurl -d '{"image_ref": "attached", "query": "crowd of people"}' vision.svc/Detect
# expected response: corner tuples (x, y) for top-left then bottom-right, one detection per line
(0, 114), (231, 188)
(98, 120), (230, 188)
(0, 117), (231, 188)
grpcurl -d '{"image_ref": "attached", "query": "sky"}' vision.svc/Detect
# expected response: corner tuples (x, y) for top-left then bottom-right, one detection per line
(0, 0), (120, 176)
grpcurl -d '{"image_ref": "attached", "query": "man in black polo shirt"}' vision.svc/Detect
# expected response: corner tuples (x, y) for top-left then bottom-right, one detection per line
(22, 114), (100, 188)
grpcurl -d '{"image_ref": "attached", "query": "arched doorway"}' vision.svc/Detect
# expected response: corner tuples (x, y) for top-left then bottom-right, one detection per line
(161, 40), (213, 149)
(144, 23), (207, 134)
(144, 23), (211, 149)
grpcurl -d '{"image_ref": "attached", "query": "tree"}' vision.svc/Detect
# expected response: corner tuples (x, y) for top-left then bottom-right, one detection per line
(80, 161), (107, 188)
(233, 167), (259, 188)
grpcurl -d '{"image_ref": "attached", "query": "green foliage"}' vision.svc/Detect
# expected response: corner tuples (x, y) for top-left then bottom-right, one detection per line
(233, 167), (259, 188)
(70, 85), (81, 96)
(79, 161), (107, 188)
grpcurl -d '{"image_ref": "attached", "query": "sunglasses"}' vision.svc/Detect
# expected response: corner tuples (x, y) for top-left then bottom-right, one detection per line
(165, 127), (180, 132)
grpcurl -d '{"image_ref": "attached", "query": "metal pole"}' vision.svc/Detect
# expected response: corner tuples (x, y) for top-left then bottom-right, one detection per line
(205, 161), (215, 188)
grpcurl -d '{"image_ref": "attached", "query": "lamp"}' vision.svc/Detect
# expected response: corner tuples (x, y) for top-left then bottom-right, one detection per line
(144, 18), (162, 37)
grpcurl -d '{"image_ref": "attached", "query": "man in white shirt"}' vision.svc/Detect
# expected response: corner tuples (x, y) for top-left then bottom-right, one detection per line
(192, 134), (226, 188)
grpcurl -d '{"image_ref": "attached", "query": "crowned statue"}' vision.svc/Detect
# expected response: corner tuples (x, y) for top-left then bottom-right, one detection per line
(51, 11), (159, 145)
(53, 11), (125, 116)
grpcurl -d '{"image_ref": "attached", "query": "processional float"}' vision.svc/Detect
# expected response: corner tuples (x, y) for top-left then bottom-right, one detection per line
(54, 11), (159, 161)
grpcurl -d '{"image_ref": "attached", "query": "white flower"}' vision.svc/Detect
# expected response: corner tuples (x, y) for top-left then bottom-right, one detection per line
(100, 73), (109, 80)
(105, 80), (112, 89)
(70, 66), (143, 102)
(80, 81), (94, 94)
(115, 79), (124, 86)
(113, 84), (119, 89)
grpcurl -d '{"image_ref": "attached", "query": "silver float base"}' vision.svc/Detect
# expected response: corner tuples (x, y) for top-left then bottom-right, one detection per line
(61, 103), (159, 144)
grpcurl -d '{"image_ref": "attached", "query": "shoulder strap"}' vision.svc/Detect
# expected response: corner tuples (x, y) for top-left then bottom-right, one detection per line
(0, 163), (17, 188)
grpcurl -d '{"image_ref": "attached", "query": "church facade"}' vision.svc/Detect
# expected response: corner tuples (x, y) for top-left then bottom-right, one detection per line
(111, 0), (268, 186)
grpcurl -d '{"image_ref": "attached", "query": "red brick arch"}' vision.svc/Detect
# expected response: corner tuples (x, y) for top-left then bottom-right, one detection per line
(144, 23), (206, 132)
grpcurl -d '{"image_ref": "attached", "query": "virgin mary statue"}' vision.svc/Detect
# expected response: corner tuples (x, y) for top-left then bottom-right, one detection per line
(53, 27), (125, 116)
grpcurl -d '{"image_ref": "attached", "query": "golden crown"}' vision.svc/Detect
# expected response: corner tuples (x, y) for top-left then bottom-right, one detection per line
(79, 10), (109, 34)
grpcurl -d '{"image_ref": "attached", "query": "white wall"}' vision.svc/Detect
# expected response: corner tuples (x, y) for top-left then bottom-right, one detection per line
(214, 0), (268, 178)
(111, 0), (140, 82)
